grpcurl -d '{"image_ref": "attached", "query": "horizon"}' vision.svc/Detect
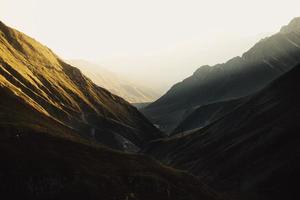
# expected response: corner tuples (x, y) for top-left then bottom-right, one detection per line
(1, 0), (299, 92)
(1, 1), (300, 199)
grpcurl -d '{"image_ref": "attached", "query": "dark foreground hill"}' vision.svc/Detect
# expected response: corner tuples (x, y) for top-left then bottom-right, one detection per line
(0, 127), (219, 200)
(0, 21), (162, 151)
(142, 17), (300, 133)
(144, 63), (300, 200)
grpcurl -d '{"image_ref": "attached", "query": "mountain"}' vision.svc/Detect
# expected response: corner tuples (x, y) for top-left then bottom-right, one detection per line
(172, 98), (244, 135)
(0, 20), (221, 200)
(142, 17), (300, 133)
(280, 17), (300, 34)
(144, 63), (300, 200)
(132, 102), (152, 109)
(0, 126), (221, 200)
(0, 21), (163, 151)
(67, 60), (160, 103)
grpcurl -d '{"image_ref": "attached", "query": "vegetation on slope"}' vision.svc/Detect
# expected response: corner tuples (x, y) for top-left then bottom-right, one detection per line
(144, 63), (300, 200)
(0, 126), (219, 200)
(0, 21), (163, 150)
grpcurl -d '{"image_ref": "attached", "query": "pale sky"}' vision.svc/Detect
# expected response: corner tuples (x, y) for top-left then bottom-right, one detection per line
(1, 0), (299, 92)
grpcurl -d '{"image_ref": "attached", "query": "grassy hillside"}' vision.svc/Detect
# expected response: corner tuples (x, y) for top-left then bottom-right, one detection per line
(144, 64), (300, 200)
(0, 21), (163, 150)
(0, 126), (220, 200)
(0, 20), (221, 200)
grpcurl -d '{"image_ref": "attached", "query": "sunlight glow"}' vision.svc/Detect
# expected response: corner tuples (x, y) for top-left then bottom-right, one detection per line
(1, 0), (299, 91)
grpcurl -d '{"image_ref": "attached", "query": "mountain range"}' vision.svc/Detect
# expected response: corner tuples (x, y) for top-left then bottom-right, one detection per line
(1, 16), (300, 200)
(0, 21), (222, 200)
(67, 59), (159, 103)
(0, 20), (164, 152)
(142, 17), (300, 134)
(144, 62), (300, 200)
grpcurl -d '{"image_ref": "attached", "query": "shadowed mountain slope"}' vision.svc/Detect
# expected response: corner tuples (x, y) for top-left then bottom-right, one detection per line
(0, 21), (163, 151)
(67, 60), (160, 103)
(0, 127), (220, 200)
(144, 63), (300, 200)
(172, 98), (244, 135)
(142, 17), (300, 133)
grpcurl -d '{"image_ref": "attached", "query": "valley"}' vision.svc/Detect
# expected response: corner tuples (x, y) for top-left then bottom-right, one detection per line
(0, 13), (299, 200)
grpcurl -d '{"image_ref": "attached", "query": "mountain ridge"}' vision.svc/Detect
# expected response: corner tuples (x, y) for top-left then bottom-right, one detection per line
(0, 20), (224, 200)
(142, 17), (300, 133)
(67, 59), (160, 103)
(280, 17), (300, 33)
(143, 62), (300, 200)
(0, 21), (163, 151)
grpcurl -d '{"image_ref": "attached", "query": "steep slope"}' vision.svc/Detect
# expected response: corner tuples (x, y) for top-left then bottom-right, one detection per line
(68, 60), (160, 103)
(0, 21), (221, 200)
(132, 102), (152, 109)
(0, 127), (220, 200)
(172, 98), (243, 135)
(144, 63), (300, 200)
(142, 17), (300, 133)
(0, 21), (163, 151)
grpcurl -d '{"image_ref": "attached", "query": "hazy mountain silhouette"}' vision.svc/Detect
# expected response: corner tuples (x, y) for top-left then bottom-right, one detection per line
(142, 17), (300, 133)
(68, 59), (159, 103)
(0, 21), (163, 151)
(144, 62), (300, 200)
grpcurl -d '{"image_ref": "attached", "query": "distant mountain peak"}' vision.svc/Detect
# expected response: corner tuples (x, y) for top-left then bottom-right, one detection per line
(193, 65), (211, 75)
(143, 16), (300, 133)
(280, 17), (300, 33)
(67, 59), (160, 103)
